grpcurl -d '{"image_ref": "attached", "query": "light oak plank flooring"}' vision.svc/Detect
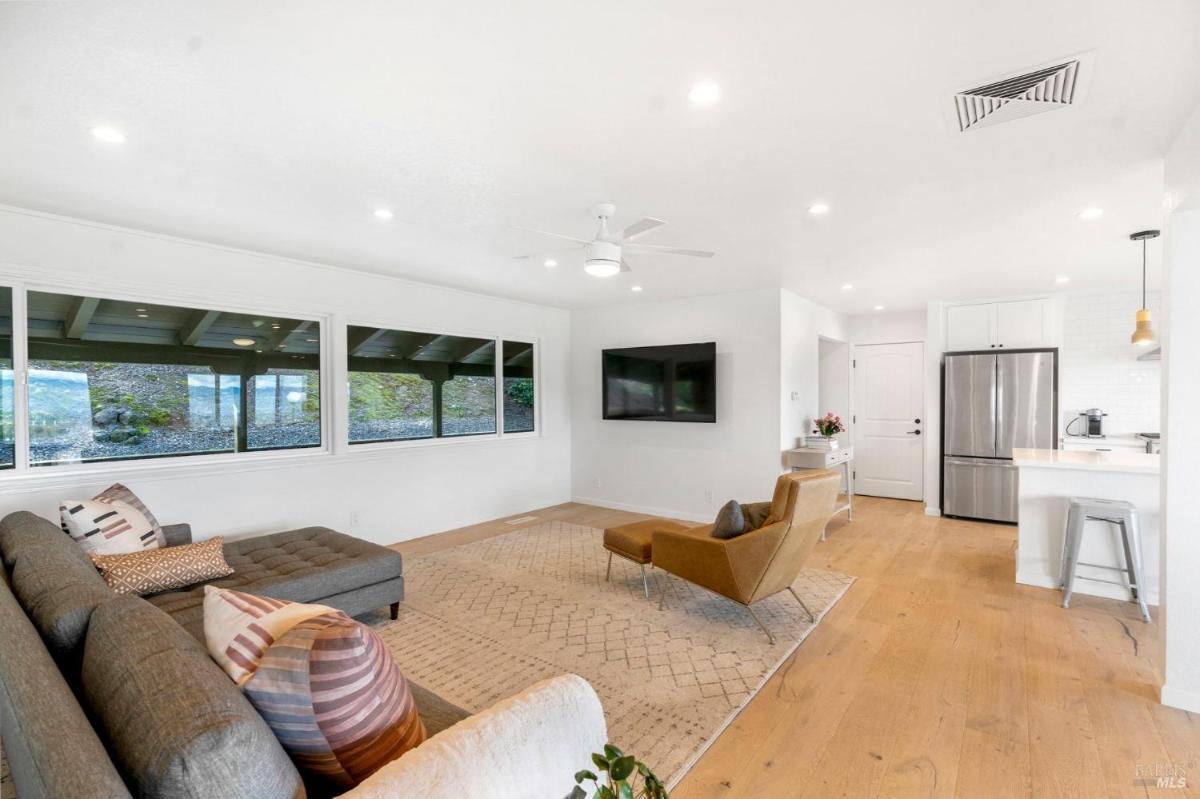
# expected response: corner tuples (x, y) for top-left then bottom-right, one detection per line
(391, 497), (1199, 798)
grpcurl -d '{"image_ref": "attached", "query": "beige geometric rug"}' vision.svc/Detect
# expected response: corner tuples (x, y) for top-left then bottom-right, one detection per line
(374, 520), (854, 787)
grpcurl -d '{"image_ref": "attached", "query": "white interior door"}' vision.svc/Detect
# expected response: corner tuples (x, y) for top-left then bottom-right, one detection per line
(852, 342), (924, 500)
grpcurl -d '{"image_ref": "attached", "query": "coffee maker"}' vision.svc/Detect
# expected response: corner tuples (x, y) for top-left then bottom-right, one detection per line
(1082, 408), (1107, 438)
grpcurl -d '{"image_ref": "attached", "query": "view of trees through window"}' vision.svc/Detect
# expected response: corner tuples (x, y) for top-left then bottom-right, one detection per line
(347, 326), (505, 443)
(26, 291), (321, 466)
(0, 287), (13, 469)
(502, 340), (535, 433)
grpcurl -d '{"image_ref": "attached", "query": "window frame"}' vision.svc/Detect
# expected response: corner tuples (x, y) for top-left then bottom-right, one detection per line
(343, 317), (540, 454)
(4, 275), (332, 480)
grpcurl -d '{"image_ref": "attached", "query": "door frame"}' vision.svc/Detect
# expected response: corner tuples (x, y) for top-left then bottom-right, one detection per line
(849, 339), (926, 501)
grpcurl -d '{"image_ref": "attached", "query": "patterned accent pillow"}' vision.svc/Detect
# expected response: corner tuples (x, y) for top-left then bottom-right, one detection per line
(60, 483), (165, 555)
(203, 586), (333, 685)
(243, 611), (427, 789)
(89, 537), (233, 596)
(711, 499), (747, 539)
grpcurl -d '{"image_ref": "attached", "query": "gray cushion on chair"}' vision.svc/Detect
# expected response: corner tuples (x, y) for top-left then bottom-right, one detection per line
(81, 596), (304, 799)
(711, 500), (747, 540)
(0, 511), (115, 670)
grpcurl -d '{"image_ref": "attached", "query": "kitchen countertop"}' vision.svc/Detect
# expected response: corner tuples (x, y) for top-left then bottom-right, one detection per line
(1013, 447), (1160, 475)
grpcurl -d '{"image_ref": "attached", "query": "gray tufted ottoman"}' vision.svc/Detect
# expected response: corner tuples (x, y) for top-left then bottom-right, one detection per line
(145, 525), (405, 641)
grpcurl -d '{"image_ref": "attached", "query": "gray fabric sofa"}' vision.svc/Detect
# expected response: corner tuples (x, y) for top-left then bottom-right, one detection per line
(0, 511), (469, 799)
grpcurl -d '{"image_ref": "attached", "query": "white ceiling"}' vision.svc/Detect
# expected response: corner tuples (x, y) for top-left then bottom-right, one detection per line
(1, 0), (1198, 312)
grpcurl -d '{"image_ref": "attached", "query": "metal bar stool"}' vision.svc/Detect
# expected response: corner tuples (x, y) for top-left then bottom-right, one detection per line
(1060, 497), (1151, 623)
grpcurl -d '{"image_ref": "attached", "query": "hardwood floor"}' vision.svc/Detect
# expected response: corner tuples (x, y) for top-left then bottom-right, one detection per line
(391, 497), (1199, 798)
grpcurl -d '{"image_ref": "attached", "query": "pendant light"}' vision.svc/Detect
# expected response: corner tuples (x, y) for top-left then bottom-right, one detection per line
(1129, 229), (1160, 346)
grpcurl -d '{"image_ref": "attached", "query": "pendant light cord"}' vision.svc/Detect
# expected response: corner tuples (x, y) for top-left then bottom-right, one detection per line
(1142, 238), (1147, 309)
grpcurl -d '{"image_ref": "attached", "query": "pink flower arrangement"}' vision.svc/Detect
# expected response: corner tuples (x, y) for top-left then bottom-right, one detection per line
(814, 412), (845, 438)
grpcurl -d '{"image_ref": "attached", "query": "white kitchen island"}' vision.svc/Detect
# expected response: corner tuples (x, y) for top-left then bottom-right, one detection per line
(1013, 447), (1161, 605)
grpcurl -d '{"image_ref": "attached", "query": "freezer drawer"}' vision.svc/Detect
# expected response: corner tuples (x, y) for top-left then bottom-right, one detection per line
(943, 456), (1018, 523)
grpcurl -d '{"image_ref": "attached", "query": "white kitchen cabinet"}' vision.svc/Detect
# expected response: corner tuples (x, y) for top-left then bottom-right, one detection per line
(945, 298), (1054, 351)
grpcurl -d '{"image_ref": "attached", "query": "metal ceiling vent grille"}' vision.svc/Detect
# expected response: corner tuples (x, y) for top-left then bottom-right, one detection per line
(954, 59), (1080, 132)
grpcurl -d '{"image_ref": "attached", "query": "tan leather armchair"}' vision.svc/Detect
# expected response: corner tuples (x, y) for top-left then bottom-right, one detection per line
(651, 469), (841, 643)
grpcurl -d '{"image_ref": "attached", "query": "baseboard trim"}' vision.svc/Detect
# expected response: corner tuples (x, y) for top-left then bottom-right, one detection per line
(924, 507), (942, 517)
(1161, 683), (1200, 713)
(570, 495), (711, 524)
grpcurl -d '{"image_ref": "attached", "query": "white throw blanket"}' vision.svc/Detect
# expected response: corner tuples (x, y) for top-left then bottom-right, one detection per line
(342, 674), (607, 799)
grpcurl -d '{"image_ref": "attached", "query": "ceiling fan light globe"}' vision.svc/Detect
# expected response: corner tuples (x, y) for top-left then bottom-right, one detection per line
(584, 259), (621, 278)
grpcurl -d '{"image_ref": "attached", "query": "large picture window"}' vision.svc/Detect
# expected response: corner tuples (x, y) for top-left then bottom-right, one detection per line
(26, 291), (321, 466)
(347, 326), (501, 443)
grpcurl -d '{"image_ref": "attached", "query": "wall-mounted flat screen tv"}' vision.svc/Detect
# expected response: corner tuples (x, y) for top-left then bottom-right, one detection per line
(602, 342), (716, 422)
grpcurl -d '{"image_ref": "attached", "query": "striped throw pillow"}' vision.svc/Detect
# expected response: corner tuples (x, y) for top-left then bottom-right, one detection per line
(243, 611), (427, 789)
(203, 586), (334, 685)
(60, 483), (165, 555)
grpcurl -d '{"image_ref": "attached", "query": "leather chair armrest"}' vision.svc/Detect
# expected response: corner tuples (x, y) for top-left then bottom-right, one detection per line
(652, 526), (740, 601)
(160, 523), (193, 547)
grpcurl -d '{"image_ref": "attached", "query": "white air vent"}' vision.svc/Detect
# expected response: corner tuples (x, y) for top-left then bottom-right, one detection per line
(953, 54), (1091, 133)
(504, 515), (539, 525)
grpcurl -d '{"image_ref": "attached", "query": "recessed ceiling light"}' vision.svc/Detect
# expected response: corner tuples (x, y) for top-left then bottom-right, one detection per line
(1056, 276), (1070, 284)
(1078, 208), (1103, 220)
(91, 126), (126, 144)
(543, 259), (558, 268)
(688, 81), (720, 105)
(808, 203), (831, 215)
(631, 285), (643, 292)
(232, 338), (256, 346)
(841, 283), (853, 291)
(874, 304), (885, 311)
(373, 208), (394, 220)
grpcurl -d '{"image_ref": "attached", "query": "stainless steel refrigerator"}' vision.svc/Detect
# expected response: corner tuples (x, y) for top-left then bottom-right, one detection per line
(942, 350), (1056, 523)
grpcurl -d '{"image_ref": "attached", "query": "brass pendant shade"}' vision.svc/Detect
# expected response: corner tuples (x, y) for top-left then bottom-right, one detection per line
(1129, 230), (1160, 346)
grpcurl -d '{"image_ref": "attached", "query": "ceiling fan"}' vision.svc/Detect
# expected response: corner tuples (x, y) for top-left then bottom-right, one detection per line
(513, 203), (714, 277)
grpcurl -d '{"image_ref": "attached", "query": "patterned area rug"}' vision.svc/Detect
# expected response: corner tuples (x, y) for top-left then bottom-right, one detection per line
(0, 520), (852, 795)
(376, 520), (854, 787)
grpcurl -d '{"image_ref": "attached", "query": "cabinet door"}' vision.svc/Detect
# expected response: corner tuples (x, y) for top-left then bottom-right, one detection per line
(995, 299), (1050, 348)
(945, 304), (994, 351)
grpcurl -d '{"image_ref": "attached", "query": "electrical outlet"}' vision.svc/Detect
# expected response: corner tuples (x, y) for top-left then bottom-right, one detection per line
(349, 511), (360, 527)
(704, 488), (714, 503)
(791, 391), (799, 401)
(593, 476), (601, 489)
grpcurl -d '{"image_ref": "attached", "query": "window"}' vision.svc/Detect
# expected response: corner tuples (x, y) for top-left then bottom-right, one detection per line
(502, 340), (535, 433)
(26, 291), (320, 466)
(347, 326), (501, 443)
(0, 288), (13, 470)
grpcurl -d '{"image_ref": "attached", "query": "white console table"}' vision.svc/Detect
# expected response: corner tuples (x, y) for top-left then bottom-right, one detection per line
(783, 445), (853, 538)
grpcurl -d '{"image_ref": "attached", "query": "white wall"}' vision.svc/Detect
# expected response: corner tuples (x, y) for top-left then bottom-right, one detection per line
(0, 207), (572, 545)
(570, 289), (783, 521)
(1160, 101), (1200, 713)
(1059, 290), (1162, 435)
(779, 289), (847, 451)
(845, 310), (927, 344)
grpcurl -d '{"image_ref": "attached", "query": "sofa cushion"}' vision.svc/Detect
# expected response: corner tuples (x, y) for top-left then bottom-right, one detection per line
(60, 483), (165, 556)
(711, 500), (747, 540)
(244, 610), (426, 790)
(0, 512), (115, 668)
(203, 586), (333, 684)
(0, 569), (133, 799)
(81, 595), (304, 799)
(90, 537), (233, 596)
(145, 527), (403, 632)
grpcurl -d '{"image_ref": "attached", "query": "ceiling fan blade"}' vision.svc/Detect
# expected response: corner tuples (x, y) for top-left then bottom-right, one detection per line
(512, 245), (585, 260)
(623, 242), (715, 258)
(510, 225), (592, 245)
(621, 217), (666, 242)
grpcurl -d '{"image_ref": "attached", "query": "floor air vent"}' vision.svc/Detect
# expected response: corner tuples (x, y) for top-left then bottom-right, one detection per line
(504, 515), (539, 525)
(954, 57), (1086, 133)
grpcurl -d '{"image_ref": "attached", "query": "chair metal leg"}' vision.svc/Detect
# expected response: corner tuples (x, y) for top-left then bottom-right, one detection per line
(787, 586), (815, 623)
(605, 551), (613, 582)
(745, 604), (776, 645)
(1117, 521), (1138, 600)
(1060, 503), (1080, 588)
(658, 572), (669, 610)
(1062, 507), (1085, 609)
(639, 564), (650, 599)
(1125, 511), (1153, 624)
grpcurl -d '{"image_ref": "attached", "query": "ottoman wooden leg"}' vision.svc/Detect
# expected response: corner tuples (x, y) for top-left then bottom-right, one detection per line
(389, 602), (399, 620)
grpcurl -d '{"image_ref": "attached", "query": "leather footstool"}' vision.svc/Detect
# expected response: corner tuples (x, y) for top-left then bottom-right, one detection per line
(603, 519), (695, 599)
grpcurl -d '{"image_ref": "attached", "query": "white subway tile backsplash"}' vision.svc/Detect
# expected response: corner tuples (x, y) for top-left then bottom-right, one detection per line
(1059, 290), (1161, 435)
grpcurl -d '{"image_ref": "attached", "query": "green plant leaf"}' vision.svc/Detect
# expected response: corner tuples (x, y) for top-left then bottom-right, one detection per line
(575, 770), (598, 784)
(603, 743), (624, 760)
(618, 782), (634, 799)
(564, 787), (587, 799)
(592, 753), (610, 771)
(598, 787), (616, 799)
(610, 755), (637, 781)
